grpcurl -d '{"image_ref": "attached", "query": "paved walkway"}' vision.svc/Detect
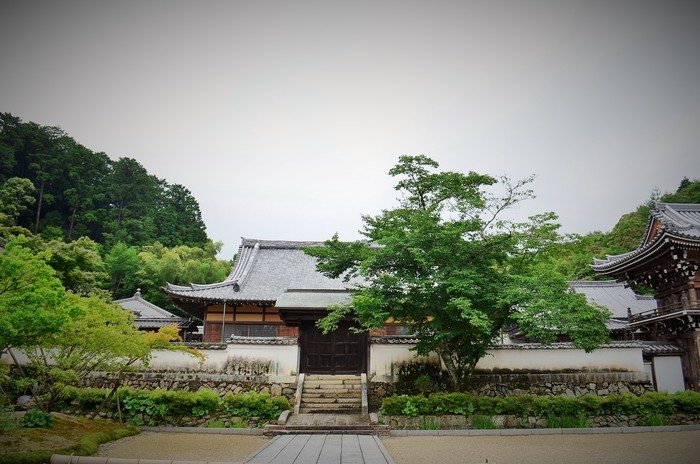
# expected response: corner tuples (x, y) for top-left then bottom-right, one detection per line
(245, 434), (394, 464)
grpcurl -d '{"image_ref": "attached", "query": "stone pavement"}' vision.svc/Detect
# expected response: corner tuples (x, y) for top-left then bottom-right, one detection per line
(246, 434), (394, 464)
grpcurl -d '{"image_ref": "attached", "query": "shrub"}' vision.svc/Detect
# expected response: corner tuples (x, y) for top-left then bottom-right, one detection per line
(672, 390), (700, 414)
(222, 392), (290, 419)
(22, 408), (54, 428)
(427, 392), (474, 415)
(394, 361), (451, 395)
(471, 415), (499, 429)
(75, 387), (110, 411)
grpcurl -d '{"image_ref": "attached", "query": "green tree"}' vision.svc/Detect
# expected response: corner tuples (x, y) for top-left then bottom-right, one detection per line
(154, 183), (209, 248)
(103, 157), (159, 246)
(43, 236), (109, 297)
(305, 156), (609, 389)
(0, 236), (68, 353)
(104, 242), (141, 298)
(136, 241), (230, 314)
(0, 177), (35, 227)
(62, 144), (110, 240)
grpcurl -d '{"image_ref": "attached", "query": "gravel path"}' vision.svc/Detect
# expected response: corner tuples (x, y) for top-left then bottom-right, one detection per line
(98, 431), (270, 463)
(383, 431), (700, 464)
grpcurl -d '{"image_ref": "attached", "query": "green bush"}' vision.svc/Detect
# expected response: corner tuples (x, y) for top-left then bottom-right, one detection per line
(380, 390), (700, 419)
(427, 392), (474, 415)
(672, 390), (700, 414)
(394, 361), (451, 395)
(222, 392), (290, 419)
(22, 409), (54, 428)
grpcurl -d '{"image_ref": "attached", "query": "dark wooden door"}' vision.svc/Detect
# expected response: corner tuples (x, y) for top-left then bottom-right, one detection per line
(300, 322), (367, 375)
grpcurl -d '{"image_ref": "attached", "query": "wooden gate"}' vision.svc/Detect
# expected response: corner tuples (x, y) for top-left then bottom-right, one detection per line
(300, 322), (367, 375)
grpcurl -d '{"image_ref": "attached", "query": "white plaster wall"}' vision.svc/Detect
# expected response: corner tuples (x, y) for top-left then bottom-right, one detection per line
(142, 344), (299, 376)
(369, 343), (437, 381)
(227, 343), (299, 376)
(653, 356), (685, 393)
(476, 347), (645, 373)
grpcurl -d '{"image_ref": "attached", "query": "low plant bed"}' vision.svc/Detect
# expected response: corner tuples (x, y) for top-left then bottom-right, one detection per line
(0, 412), (139, 464)
(378, 390), (700, 429)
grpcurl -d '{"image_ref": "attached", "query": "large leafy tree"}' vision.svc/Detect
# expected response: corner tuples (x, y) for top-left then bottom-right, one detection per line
(305, 156), (609, 389)
(0, 236), (68, 354)
(136, 241), (230, 316)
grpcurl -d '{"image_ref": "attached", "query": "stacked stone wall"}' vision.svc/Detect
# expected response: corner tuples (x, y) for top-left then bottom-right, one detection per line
(369, 372), (653, 409)
(82, 371), (297, 401)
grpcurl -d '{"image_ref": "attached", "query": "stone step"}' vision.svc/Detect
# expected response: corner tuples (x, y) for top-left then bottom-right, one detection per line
(304, 375), (361, 381)
(263, 425), (388, 437)
(301, 397), (361, 405)
(303, 383), (361, 390)
(299, 404), (363, 414)
(301, 391), (361, 399)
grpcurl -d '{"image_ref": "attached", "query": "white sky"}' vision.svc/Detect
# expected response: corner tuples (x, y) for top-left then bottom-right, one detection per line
(1, 0), (698, 259)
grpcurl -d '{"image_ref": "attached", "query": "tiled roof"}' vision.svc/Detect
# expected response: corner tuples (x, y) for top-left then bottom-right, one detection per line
(493, 341), (644, 350)
(114, 290), (195, 330)
(369, 337), (645, 350)
(165, 238), (357, 304)
(227, 336), (298, 345)
(569, 280), (656, 318)
(640, 341), (683, 355)
(592, 203), (700, 271)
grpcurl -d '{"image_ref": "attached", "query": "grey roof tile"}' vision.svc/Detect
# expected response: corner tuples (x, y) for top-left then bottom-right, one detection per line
(593, 203), (700, 270)
(166, 238), (357, 304)
(569, 280), (656, 318)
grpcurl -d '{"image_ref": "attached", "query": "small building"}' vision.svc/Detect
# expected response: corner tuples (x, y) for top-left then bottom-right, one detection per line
(114, 290), (198, 341)
(593, 202), (700, 391)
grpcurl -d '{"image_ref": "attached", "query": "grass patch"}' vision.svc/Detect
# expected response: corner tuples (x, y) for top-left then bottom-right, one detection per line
(547, 413), (589, 428)
(418, 417), (441, 430)
(471, 415), (500, 429)
(0, 412), (139, 464)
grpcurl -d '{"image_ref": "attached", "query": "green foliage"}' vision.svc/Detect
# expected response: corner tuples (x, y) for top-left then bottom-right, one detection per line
(471, 415), (500, 429)
(222, 392), (291, 419)
(0, 236), (68, 352)
(671, 390), (700, 414)
(113, 388), (291, 426)
(547, 413), (588, 428)
(418, 416), (442, 430)
(394, 360), (450, 395)
(380, 390), (700, 419)
(306, 155), (609, 389)
(21, 409), (53, 428)
(0, 113), (211, 250)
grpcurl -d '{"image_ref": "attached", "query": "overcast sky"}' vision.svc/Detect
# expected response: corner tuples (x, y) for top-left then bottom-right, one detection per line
(1, 0), (698, 259)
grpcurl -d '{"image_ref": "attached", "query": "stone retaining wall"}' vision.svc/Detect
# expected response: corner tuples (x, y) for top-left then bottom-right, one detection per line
(383, 413), (700, 429)
(83, 371), (298, 401)
(369, 373), (654, 409)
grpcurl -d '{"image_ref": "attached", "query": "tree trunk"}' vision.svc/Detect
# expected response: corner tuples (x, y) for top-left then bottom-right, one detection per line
(33, 181), (44, 234)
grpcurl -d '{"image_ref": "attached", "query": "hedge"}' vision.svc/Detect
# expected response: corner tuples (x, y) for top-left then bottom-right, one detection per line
(379, 390), (700, 417)
(57, 387), (291, 426)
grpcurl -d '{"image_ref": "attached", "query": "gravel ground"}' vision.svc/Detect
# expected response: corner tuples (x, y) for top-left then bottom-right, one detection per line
(98, 431), (270, 463)
(97, 430), (700, 464)
(383, 431), (700, 464)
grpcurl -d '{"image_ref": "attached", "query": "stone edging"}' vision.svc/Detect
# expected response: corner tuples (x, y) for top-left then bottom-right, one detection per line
(138, 425), (265, 435)
(388, 424), (700, 436)
(134, 424), (700, 436)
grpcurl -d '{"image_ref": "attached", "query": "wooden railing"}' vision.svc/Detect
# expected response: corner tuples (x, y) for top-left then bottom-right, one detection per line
(629, 301), (700, 324)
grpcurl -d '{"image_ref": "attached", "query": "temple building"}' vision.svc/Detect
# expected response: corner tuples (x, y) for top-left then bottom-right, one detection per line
(593, 203), (700, 390)
(165, 239), (386, 375)
(114, 290), (198, 341)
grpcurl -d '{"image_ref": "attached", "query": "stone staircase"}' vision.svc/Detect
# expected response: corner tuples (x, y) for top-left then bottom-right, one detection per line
(263, 374), (389, 436)
(298, 375), (364, 414)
